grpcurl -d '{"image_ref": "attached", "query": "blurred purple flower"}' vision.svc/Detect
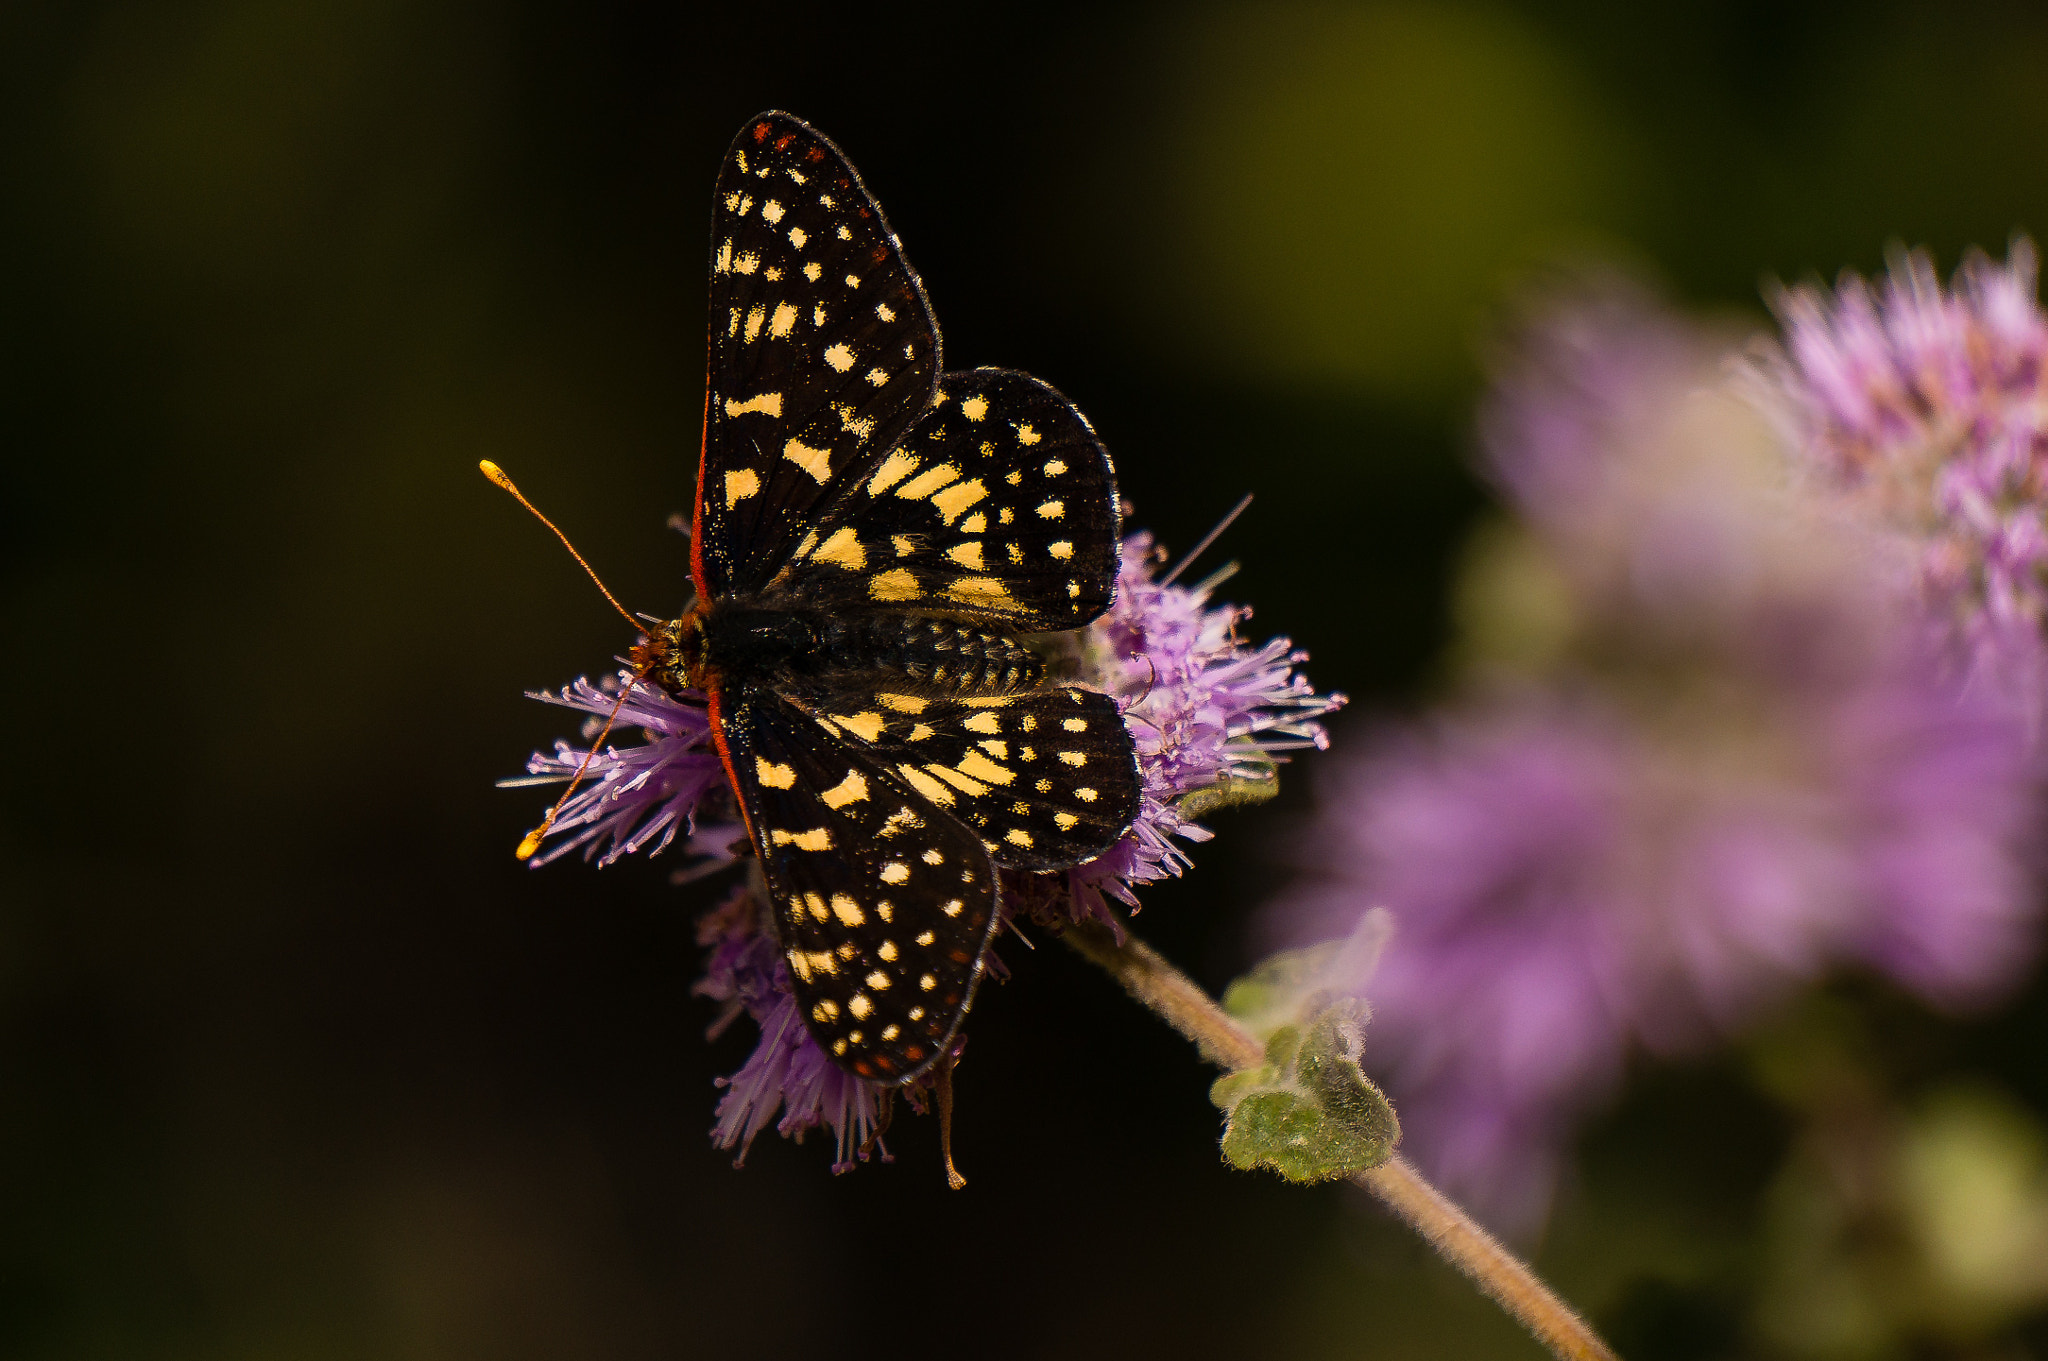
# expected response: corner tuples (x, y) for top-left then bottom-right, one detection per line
(1758, 242), (2048, 694)
(1068, 534), (1346, 927)
(1271, 275), (2040, 1235)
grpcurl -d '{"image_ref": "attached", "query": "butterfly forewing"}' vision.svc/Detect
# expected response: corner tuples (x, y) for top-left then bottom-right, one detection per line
(699, 113), (942, 598)
(770, 368), (1123, 629)
(783, 684), (1142, 873)
(717, 686), (998, 1083)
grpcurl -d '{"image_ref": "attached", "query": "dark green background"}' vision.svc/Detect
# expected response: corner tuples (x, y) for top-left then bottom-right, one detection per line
(7, 2), (2048, 1357)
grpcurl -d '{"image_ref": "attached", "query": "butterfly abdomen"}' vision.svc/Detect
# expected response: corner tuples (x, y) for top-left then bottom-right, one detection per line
(657, 597), (1050, 699)
(821, 614), (1045, 693)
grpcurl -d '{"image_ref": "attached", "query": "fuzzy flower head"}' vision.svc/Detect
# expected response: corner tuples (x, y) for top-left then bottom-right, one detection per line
(1758, 241), (2048, 684)
(1066, 533), (1346, 927)
(1272, 275), (2040, 1235)
(509, 533), (1343, 1170)
(501, 673), (735, 869)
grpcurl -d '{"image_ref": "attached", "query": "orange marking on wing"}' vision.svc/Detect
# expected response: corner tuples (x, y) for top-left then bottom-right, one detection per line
(689, 384), (712, 599)
(704, 686), (759, 851)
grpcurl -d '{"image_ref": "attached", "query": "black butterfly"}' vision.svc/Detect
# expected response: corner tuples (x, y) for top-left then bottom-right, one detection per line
(634, 112), (1141, 1085)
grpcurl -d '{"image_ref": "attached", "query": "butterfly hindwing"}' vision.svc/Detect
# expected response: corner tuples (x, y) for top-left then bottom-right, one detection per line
(783, 683), (1142, 873)
(697, 111), (942, 599)
(770, 368), (1123, 630)
(716, 684), (997, 1084)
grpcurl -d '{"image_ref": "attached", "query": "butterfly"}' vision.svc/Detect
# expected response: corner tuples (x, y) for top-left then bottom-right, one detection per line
(632, 112), (1141, 1085)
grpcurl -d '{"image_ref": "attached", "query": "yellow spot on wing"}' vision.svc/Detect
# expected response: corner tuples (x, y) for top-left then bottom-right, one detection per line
(831, 894), (864, 927)
(812, 526), (866, 569)
(930, 479), (987, 524)
(1055, 812), (1079, 830)
(725, 468), (761, 507)
(1058, 751), (1087, 766)
(956, 751), (1015, 785)
(772, 827), (834, 851)
(724, 393), (782, 417)
(897, 765), (957, 805)
(963, 712), (1000, 735)
(946, 575), (1014, 605)
(946, 541), (985, 569)
(744, 305), (765, 339)
(961, 697), (1013, 709)
(960, 513), (987, 533)
(878, 940), (898, 962)
(821, 770), (869, 808)
(849, 995), (873, 1020)
(1043, 458), (1068, 476)
(1063, 717), (1088, 732)
(881, 861), (910, 884)
(961, 394), (989, 421)
(1005, 828), (1034, 848)
(907, 724), (934, 740)
(1076, 787), (1098, 802)
(768, 301), (798, 338)
(1037, 499), (1064, 519)
(896, 465), (959, 499)
(1048, 540), (1074, 559)
(1016, 423), (1040, 445)
(783, 440), (832, 482)
(823, 343), (855, 371)
(869, 568), (919, 601)
(835, 712), (885, 742)
(867, 449), (919, 494)
(755, 758), (795, 788)
(879, 693), (927, 713)
(928, 763), (991, 796)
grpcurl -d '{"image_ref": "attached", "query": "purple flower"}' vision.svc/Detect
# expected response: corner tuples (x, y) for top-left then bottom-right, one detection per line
(694, 890), (889, 1170)
(1757, 241), (2048, 692)
(1270, 276), (2041, 1235)
(511, 535), (1343, 1170)
(500, 672), (733, 869)
(1066, 534), (1346, 927)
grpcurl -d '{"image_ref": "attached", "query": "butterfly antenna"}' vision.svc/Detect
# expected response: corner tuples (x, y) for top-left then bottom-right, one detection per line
(1160, 492), (1254, 587)
(514, 675), (637, 860)
(480, 460), (645, 635)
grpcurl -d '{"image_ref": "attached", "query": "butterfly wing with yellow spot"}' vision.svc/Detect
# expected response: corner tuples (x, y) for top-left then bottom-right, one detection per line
(767, 368), (1122, 630)
(717, 684), (998, 1084)
(697, 112), (941, 600)
(780, 684), (1142, 873)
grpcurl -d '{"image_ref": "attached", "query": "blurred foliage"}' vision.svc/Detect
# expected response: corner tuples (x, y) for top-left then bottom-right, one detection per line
(5, 0), (2048, 1358)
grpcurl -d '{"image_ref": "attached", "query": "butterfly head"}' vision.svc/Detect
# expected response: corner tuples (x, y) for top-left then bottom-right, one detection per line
(632, 604), (713, 697)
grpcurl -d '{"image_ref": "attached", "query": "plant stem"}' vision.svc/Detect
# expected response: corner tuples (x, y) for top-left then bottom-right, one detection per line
(1062, 921), (1620, 1361)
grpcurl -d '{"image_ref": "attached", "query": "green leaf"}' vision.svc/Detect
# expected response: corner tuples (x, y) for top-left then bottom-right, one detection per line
(1211, 996), (1399, 1183)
